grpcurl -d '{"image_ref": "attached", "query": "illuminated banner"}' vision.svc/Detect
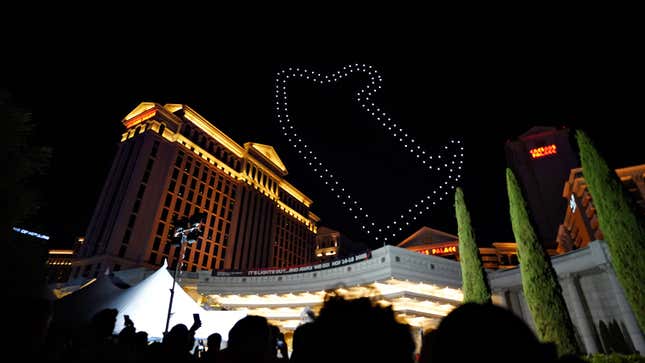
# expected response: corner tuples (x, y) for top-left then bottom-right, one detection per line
(529, 144), (557, 159)
(12, 227), (50, 240)
(213, 251), (372, 277)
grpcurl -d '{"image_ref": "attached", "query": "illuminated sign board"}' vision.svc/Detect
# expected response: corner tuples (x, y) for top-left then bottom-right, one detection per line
(213, 251), (372, 276)
(418, 246), (457, 256)
(12, 227), (50, 240)
(124, 109), (157, 129)
(529, 144), (557, 159)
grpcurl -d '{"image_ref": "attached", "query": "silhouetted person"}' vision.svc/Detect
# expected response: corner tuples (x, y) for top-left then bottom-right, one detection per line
(118, 315), (136, 345)
(269, 324), (288, 362)
(219, 315), (272, 363)
(200, 332), (222, 362)
(290, 322), (315, 363)
(8, 295), (53, 359)
(163, 324), (198, 362)
(116, 315), (147, 362)
(70, 308), (119, 361)
(291, 295), (415, 363)
(419, 303), (558, 363)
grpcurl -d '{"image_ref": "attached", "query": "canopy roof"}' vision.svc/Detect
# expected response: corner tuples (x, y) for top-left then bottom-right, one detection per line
(54, 262), (245, 339)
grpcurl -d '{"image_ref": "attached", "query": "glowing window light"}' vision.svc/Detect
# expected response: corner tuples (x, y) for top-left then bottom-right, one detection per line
(529, 144), (557, 159)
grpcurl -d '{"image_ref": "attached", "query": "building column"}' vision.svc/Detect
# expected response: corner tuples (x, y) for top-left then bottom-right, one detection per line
(601, 263), (645, 354)
(562, 273), (600, 353)
(506, 289), (525, 320)
(492, 289), (508, 308)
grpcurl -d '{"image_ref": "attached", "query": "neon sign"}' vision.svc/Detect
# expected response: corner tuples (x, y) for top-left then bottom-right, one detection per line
(419, 246), (457, 255)
(12, 227), (50, 240)
(529, 144), (557, 159)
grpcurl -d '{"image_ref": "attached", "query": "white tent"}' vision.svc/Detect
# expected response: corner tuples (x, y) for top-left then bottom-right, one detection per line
(54, 275), (128, 325)
(110, 261), (246, 339)
(54, 262), (245, 340)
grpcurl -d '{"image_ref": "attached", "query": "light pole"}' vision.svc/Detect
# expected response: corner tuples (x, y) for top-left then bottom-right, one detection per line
(164, 213), (205, 335)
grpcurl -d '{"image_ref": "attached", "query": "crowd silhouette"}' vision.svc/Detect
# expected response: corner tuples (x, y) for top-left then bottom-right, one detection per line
(16, 291), (595, 362)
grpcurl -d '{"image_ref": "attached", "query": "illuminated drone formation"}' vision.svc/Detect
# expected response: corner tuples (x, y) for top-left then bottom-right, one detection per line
(273, 64), (464, 243)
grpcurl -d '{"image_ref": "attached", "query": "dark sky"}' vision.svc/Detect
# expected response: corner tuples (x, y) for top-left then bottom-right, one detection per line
(5, 33), (644, 250)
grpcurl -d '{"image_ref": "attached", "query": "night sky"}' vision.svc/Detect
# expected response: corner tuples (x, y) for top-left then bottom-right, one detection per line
(4, 37), (644, 251)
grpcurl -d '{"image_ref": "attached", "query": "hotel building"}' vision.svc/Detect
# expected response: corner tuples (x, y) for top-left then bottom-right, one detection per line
(556, 164), (645, 253)
(72, 103), (319, 279)
(505, 126), (579, 249)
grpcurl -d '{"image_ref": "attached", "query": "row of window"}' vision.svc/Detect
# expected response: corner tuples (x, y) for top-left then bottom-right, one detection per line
(148, 147), (239, 272)
(245, 162), (279, 194)
(119, 141), (160, 259)
(181, 123), (241, 172)
(271, 211), (315, 267)
(278, 189), (309, 217)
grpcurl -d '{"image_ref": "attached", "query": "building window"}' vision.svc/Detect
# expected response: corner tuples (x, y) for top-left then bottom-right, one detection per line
(161, 208), (169, 221)
(165, 194), (173, 207)
(133, 199), (141, 214)
(137, 184), (146, 199)
(151, 141), (160, 157)
(153, 236), (161, 251)
(128, 214), (136, 228)
(122, 229), (132, 245)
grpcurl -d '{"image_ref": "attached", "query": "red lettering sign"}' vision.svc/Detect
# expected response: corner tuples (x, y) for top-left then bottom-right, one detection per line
(529, 144), (557, 159)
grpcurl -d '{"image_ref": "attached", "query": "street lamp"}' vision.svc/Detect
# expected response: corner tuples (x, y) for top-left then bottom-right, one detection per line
(164, 212), (206, 334)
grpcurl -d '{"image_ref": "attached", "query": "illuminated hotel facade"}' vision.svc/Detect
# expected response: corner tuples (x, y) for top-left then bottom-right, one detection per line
(556, 164), (645, 253)
(109, 240), (644, 354)
(505, 126), (579, 249)
(72, 103), (318, 279)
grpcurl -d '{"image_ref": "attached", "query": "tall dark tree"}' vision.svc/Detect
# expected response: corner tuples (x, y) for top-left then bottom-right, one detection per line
(576, 130), (645, 333)
(0, 90), (52, 242)
(454, 187), (491, 304)
(506, 169), (580, 356)
(0, 90), (52, 295)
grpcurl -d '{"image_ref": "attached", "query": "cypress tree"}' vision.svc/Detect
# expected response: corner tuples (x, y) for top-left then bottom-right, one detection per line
(506, 169), (580, 355)
(576, 130), (645, 332)
(454, 187), (491, 304)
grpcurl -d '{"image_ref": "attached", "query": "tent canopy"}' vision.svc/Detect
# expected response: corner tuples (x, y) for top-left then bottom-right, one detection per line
(54, 262), (245, 340)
